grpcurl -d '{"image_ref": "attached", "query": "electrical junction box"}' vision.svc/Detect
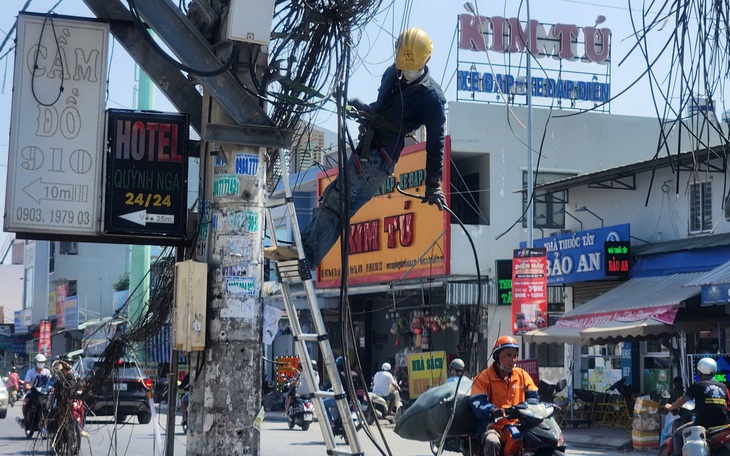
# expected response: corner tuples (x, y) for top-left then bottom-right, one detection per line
(173, 260), (208, 352)
(224, 0), (276, 45)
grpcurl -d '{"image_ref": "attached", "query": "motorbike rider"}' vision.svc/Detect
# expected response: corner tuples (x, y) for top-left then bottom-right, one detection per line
(285, 360), (320, 416)
(17, 353), (51, 429)
(180, 372), (190, 428)
(665, 357), (729, 456)
(446, 358), (468, 383)
(470, 336), (539, 456)
(323, 356), (362, 426)
(372, 362), (401, 415)
(7, 367), (20, 401)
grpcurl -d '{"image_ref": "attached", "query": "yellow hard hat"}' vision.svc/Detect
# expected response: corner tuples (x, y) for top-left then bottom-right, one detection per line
(395, 28), (433, 71)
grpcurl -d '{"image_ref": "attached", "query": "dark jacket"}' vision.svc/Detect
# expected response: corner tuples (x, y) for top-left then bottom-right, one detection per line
(360, 64), (447, 187)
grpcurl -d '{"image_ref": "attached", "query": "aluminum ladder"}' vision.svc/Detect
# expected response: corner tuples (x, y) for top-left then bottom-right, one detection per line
(265, 149), (363, 456)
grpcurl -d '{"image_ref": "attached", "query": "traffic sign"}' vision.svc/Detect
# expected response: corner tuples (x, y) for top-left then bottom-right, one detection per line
(4, 14), (109, 235)
(103, 110), (189, 238)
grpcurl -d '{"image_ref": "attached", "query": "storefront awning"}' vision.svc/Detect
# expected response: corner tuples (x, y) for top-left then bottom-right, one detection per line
(683, 259), (730, 286)
(523, 324), (583, 345)
(556, 272), (704, 329)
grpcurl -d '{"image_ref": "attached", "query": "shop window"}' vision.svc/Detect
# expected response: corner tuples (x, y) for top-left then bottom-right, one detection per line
(450, 157), (488, 225)
(522, 172), (575, 229)
(689, 180), (712, 233)
(59, 241), (78, 255)
(49, 242), (55, 274)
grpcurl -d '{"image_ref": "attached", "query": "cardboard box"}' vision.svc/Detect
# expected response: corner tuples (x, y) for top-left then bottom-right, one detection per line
(634, 397), (661, 415)
(632, 429), (660, 449)
(633, 414), (661, 431)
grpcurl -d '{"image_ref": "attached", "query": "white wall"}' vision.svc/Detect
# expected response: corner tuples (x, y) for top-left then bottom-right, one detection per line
(446, 101), (722, 348)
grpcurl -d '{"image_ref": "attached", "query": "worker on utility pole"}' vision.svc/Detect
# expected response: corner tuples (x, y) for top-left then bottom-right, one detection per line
(264, 27), (447, 267)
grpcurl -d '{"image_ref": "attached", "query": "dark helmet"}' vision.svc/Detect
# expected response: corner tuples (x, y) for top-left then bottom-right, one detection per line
(449, 358), (465, 373)
(336, 356), (345, 371)
(61, 353), (73, 363)
(10, 367), (16, 373)
(491, 335), (519, 362)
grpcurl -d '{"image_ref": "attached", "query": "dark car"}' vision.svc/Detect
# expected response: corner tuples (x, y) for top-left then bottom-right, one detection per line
(74, 357), (152, 424)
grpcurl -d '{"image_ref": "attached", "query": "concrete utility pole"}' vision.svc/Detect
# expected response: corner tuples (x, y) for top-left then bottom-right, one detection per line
(187, 14), (273, 456)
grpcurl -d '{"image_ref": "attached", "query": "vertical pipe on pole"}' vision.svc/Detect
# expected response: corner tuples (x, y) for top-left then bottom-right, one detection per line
(526, 0), (534, 249)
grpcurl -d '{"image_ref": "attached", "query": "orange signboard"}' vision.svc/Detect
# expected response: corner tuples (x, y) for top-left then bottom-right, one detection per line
(316, 138), (451, 287)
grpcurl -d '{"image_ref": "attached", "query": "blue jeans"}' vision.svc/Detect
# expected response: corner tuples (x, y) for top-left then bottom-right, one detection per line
(301, 150), (393, 266)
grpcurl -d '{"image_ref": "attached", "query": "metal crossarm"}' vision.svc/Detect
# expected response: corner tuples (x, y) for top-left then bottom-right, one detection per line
(265, 149), (362, 455)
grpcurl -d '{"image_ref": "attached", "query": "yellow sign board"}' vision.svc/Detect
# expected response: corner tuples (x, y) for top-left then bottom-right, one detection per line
(316, 139), (451, 287)
(407, 350), (447, 398)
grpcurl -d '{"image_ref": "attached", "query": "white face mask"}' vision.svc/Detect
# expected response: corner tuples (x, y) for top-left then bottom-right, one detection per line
(401, 69), (424, 82)
(36, 363), (45, 370)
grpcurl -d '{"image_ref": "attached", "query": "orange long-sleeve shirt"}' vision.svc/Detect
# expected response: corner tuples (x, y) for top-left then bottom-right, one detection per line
(470, 363), (538, 434)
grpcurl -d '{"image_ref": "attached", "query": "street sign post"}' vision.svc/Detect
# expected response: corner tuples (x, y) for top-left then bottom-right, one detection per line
(103, 110), (189, 238)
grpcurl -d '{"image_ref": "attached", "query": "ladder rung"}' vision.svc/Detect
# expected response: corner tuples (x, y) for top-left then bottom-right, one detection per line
(267, 197), (290, 207)
(275, 260), (312, 283)
(294, 333), (328, 342)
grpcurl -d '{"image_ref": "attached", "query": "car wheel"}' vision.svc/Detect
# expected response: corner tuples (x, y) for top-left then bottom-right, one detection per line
(138, 410), (152, 424)
(0, 409), (6, 419)
(116, 414), (128, 424)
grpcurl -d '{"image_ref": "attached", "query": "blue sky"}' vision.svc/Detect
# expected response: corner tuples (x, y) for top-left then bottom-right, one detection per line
(0, 0), (713, 253)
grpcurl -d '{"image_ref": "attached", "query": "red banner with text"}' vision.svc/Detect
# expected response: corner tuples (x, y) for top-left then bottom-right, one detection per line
(39, 320), (51, 357)
(512, 248), (548, 335)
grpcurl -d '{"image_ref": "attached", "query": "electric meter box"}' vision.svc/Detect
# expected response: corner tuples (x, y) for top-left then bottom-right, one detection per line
(224, 0), (276, 45)
(173, 260), (207, 352)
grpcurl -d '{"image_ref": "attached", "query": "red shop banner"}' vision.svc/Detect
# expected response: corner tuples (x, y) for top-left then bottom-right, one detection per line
(39, 320), (51, 356)
(512, 248), (548, 335)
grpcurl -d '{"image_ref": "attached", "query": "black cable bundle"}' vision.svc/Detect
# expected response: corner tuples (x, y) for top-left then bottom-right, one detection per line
(87, 250), (177, 391)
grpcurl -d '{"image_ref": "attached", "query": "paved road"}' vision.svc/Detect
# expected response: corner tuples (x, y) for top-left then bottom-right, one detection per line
(0, 403), (648, 455)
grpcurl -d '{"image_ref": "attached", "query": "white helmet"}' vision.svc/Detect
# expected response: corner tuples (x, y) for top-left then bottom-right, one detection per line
(382, 362), (391, 371)
(35, 354), (47, 363)
(698, 357), (717, 376)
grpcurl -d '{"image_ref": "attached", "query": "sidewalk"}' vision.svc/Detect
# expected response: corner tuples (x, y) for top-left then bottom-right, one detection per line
(561, 426), (634, 450)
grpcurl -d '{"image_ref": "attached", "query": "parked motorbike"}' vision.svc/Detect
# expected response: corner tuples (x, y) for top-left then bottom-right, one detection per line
(660, 402), (730, 456)
(287, 397), (315, 431)
(431, 399), (566, 456)
(538, 379), (567, 403)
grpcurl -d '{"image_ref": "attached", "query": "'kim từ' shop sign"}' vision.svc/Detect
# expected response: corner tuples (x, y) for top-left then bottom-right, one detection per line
(104, 110), (189, 238)
(317, 139), (452, 287)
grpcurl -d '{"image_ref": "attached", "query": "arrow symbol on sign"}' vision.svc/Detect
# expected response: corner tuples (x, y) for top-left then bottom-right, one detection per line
(22, 178), (88, 204)
(119, 210), (175, 226)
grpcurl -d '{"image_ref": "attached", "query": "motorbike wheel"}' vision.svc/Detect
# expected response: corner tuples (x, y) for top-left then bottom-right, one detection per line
(429, 440), (439, 456)
(658, 443), (669, 456)
(287, 416), (295, 429)
(301, 421), (310, 431)
(535, 450), (566, 456)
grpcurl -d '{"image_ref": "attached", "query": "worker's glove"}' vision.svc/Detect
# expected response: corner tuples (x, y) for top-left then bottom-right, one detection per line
(490, 408), (505, 420)
(347, 98), (370, 113)
(423, 186), (445, 211)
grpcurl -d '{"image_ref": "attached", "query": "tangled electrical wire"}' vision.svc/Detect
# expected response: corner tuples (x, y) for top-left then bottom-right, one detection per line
(626, 0), (730, 198)
(87, 250), (177, 391)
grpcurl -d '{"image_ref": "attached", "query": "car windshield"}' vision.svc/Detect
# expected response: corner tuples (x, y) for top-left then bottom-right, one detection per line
(75, 358), (145, 379)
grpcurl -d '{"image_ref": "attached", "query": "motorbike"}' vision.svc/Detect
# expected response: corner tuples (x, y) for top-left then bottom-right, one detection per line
(332, 410), (362, 444)
(357, 390), (403, 424)
(7, 384), (19, 407)
(287, 397), (315, 431)
(660, 402), (730, 456)
(46, 387), (85, 456)
(538, 379), (567, 403)
(20, 385), (52, 439)
(430, 399), (566, 456)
